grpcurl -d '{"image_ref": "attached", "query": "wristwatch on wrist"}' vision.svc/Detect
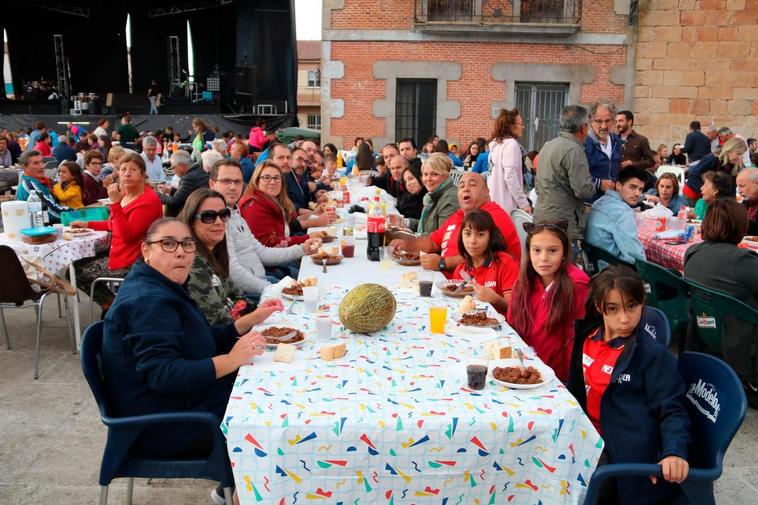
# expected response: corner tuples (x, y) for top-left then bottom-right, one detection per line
(438, 257), (446, 271)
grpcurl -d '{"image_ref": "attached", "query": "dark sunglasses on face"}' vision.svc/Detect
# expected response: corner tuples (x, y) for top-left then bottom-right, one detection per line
(195, 208), (232, 224)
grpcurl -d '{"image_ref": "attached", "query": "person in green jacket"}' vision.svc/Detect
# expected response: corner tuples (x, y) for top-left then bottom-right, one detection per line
(414, 153), (460, 234)
(691, 171), (735, 220)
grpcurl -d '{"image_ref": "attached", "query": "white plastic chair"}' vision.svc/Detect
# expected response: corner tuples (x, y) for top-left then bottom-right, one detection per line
(655, 165), (685, 187)
(449, 170), (466, 185)
(509, 208), (533, 258)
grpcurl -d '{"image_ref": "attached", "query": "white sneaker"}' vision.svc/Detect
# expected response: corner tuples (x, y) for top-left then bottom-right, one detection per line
(210, 485), (226, 505)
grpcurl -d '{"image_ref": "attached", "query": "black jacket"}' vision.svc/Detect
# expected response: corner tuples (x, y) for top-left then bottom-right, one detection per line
(159, 162), (209, 217)
(568, 317), (691, 505)
(681, 130), (711, 162)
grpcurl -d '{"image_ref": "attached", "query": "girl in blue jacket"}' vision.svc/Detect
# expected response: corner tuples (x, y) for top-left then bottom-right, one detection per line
(568, 265), (691, 505)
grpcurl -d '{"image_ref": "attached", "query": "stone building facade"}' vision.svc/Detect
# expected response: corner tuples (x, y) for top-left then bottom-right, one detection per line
(321, 0), (636, 151)
(634, 0), (758, 149)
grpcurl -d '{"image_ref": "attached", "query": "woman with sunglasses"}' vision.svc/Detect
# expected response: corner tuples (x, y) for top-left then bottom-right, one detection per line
(238, 161), (319, 247)
(179, 188), (254, 326)
(71, 152), (163, 314)
(102, 217), (282, 505)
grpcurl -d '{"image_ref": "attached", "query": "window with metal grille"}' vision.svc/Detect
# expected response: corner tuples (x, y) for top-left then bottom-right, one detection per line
(307, 114), (321, 130)
(428, 0), (474, 22)
(514, 82), (569, 151)
(395, 78), (437, 148)
(307, 70), (320, 88)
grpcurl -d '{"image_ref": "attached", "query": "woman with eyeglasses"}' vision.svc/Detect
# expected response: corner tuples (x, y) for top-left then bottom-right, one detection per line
(238, 161), (318, 247)
(71, 152), (163, 315)
(179, 188), (255, 326)
(102, 217), (282, 504)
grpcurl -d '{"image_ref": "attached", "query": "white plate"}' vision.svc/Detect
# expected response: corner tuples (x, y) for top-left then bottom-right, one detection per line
(65, 227), (95, 236)
(488, 359), (556, 389)
(97, 198), (111, 205)
(281, 291), (304, 301)
(255, 324), (309, 349)
(452, 310), (505, 328)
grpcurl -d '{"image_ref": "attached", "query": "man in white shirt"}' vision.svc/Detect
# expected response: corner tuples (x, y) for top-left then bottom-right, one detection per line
(93, 119), (109, 138)
(140, 135), (165, 182)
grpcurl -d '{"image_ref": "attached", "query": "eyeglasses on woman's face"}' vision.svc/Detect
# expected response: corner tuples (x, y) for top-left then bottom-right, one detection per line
(146, 238), (197, 253)
(194, 208), (232, 224)
(260, 174), (282, 183)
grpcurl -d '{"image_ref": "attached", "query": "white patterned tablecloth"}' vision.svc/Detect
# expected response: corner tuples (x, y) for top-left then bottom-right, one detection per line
(0, 231), (109, 272)
(224, 285), (603, 505)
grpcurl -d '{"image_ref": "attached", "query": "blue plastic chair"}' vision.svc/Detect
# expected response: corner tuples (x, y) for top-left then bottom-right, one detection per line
(584, 352), (748, 505)
(642, 306), (672, 348)
(80, 321), (234, 505)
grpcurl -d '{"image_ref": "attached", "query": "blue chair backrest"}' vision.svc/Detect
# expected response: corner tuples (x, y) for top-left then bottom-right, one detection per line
(642, 306), (671, 347)
(80, 321), (108, 419)
(677, 352), (747, 470)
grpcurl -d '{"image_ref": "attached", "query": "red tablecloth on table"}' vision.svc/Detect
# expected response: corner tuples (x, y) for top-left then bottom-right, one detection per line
(637, 220), (702, 271)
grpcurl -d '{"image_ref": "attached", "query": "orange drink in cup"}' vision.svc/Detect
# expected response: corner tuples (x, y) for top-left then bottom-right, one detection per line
(429, 306), (447, 334)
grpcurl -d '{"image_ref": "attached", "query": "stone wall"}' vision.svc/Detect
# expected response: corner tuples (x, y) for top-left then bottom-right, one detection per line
(635, 0), (758, 149)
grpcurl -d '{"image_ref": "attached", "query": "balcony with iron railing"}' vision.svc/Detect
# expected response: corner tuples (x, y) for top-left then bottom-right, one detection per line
(413, 0), (582, 35)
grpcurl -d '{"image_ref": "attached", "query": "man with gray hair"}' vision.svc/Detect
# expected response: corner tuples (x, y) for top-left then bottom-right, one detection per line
(533, 105), (596, 242)
(157, 149), (208, 216)
(140, 135), (165, 182)
(584, 100), (621, 201)
(737, 167), (758, 235)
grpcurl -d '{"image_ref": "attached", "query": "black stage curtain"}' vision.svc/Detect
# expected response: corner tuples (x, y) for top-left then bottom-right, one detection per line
(2, 6), (129, 95)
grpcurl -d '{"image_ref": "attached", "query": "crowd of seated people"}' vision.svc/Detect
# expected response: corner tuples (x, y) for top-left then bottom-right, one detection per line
(7, 104), (758, 505)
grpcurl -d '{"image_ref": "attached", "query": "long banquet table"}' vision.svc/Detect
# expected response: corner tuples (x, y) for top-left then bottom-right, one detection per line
(223, 220), (603, 505)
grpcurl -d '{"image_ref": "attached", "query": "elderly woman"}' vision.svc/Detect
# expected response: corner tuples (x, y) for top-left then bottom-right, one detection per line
(72, 152), (164, 312)
(488, 108), (530, 213)
(684, 199), (758, 406)
(101, 144), (126, 180)
(416, 152), (459, 235)
(178, 188), (253, 326)
(202, 149), (224, 173)
(102, 217), (282, 504)
(684, 136), (745, 204)
(691, 171), (735, 220)
(238, 161), (326, 247)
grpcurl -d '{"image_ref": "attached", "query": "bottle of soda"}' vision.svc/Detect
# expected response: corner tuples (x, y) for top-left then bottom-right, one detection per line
(366, 195), (385, 262)
(27, 190), (44, 228)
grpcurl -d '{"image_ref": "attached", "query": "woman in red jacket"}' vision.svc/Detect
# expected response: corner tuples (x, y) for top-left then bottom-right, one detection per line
(71, 152), (164, 312)
(238, 161), (313, 247)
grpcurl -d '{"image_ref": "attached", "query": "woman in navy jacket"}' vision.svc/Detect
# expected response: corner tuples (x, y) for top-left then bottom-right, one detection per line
(102, 217), (283, 459)
(568, 265), (691, 505)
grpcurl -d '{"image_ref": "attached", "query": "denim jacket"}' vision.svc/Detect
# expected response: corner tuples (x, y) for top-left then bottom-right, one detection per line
(585, 189), (646, 263)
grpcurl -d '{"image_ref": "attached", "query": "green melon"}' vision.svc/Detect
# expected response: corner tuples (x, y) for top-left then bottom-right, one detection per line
(338, 283), (397, 333)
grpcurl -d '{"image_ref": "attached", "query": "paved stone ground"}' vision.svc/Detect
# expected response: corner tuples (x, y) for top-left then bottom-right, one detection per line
(0, 296), (756, 504)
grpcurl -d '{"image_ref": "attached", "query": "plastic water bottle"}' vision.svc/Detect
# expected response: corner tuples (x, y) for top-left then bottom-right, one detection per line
(27, 190), (44, 227)
(366, 195), (385, 262)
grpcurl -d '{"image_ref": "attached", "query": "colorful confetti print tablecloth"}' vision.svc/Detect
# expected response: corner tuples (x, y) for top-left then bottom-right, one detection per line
(224, 285), (603, 505)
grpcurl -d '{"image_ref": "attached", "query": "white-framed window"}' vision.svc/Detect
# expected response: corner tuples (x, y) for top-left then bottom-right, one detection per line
(307, 70), (320, 88)
(307, 114), (321, 130)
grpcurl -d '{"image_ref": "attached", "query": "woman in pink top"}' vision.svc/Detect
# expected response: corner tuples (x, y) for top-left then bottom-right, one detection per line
(507, 219), (589, 383)
(247, 119), (267, 152)
(487, 108), (531, 213)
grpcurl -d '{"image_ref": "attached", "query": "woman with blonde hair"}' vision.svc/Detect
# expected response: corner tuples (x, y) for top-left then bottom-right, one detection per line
(416, 152), (459, 235)
(488, 108), (531, 213)
(684, 136), (745, 204)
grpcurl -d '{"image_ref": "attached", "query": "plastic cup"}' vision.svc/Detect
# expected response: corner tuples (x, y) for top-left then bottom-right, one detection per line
(379, 246), (392, 269)
(303, 286), (319, 312)
(315, 314), (333, 342)
(429, 306), (447, 334)
(341, 236), (355, 258)
(419, 272), (434, 297)
(466, 352), (489, 390)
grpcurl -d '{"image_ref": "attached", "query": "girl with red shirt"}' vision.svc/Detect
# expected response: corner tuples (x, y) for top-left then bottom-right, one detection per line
(452, 209), (519, 315)
(507, 220), (589, 383)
